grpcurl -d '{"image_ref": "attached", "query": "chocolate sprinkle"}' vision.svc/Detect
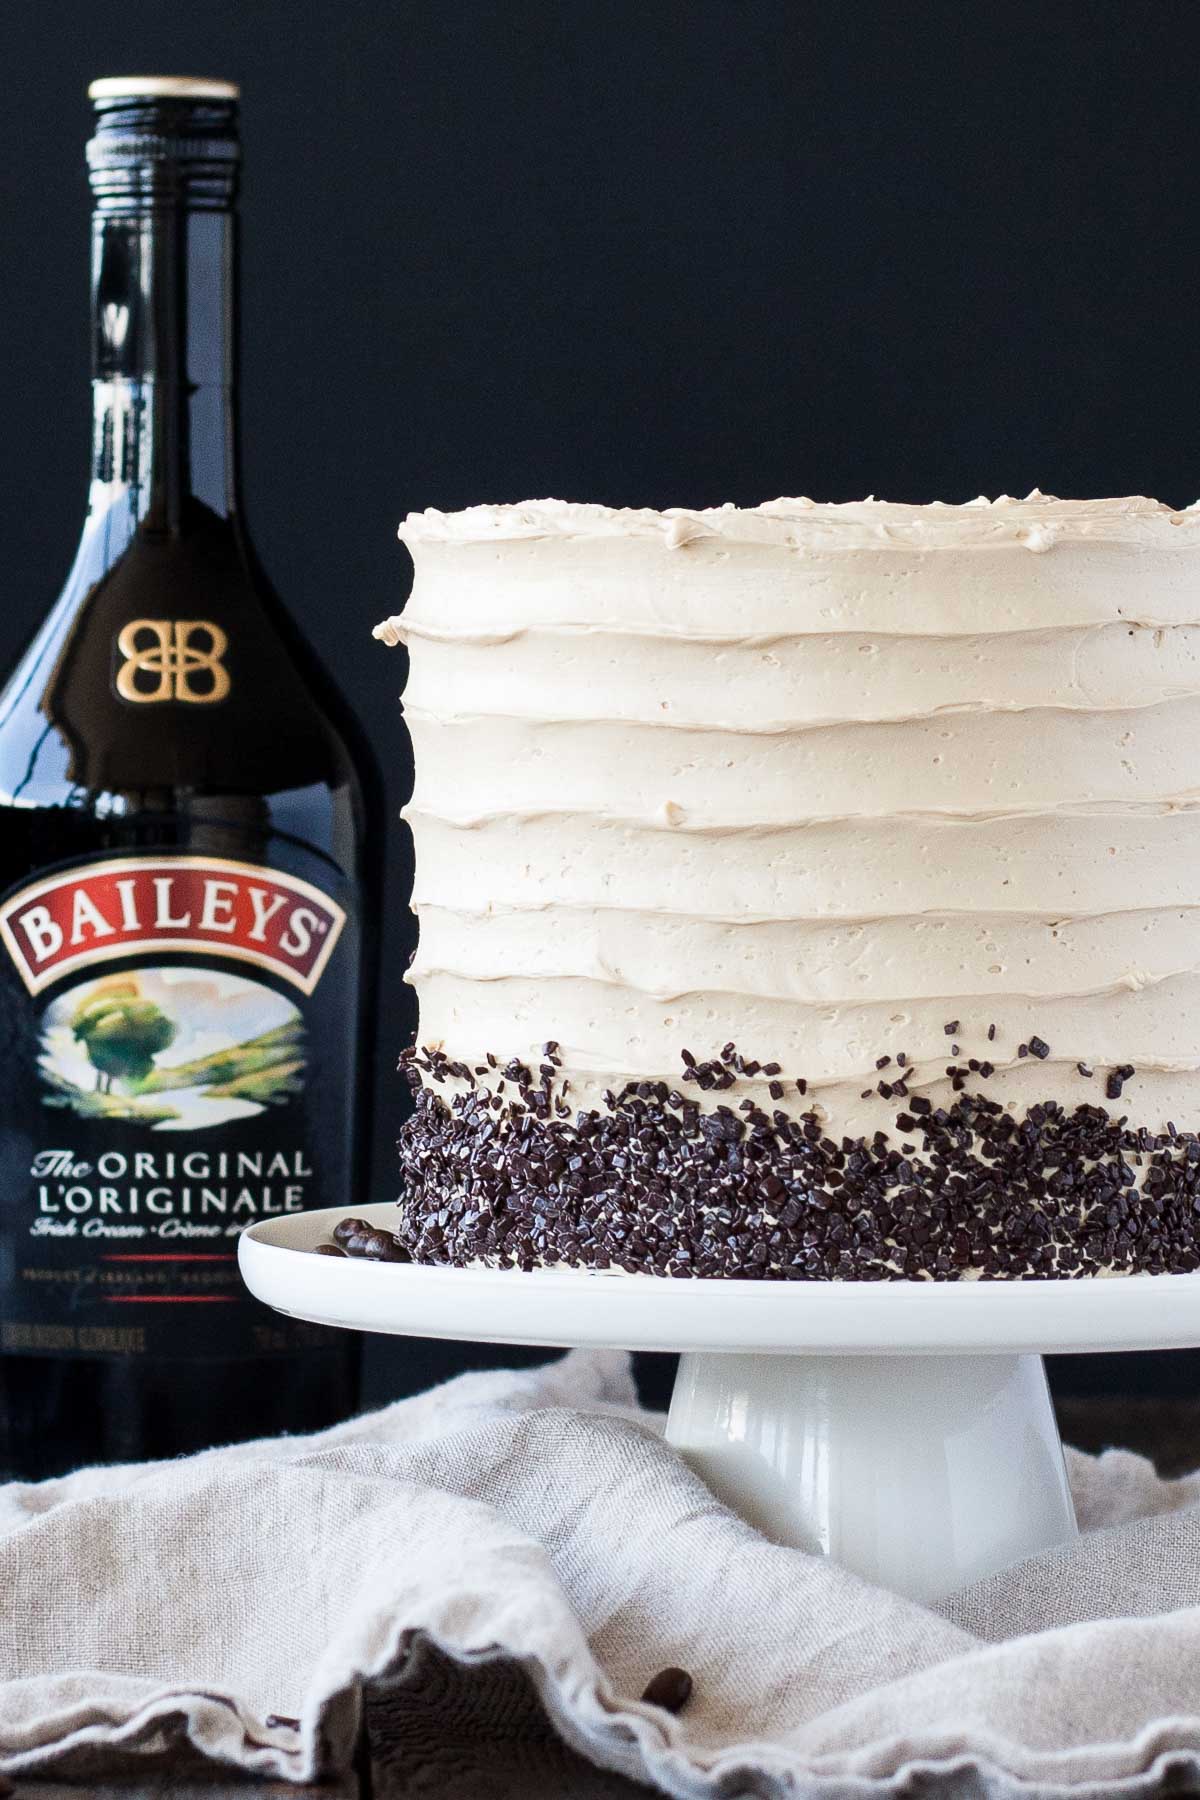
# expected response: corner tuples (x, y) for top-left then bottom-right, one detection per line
(1107, 1064), (1136, 1102)
(1028, 1036), (1051, 1061)
(380, 1043), (1200, 1282)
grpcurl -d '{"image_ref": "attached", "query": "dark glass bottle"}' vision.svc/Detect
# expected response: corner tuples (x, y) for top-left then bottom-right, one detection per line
(0, 78), (378, 1478)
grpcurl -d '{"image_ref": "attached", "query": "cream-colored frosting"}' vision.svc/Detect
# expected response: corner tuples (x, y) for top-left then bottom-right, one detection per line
(393, 491), (1200, 549)
(380, 493), (1200, 1133)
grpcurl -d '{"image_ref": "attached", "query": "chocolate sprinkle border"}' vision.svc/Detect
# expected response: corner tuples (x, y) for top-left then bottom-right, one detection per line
(369, 1043), (1200, 1282)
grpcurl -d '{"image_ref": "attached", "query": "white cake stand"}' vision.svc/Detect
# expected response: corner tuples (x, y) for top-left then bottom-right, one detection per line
(240, 1202), (1200, 1603)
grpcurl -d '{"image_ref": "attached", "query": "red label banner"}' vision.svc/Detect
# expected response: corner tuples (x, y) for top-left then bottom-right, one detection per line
(0, 856), (346, 997)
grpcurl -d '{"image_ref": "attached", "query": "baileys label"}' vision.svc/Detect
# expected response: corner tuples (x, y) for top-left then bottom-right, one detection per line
(0, 848), (356, 1354)
(0, 856), (345, 996)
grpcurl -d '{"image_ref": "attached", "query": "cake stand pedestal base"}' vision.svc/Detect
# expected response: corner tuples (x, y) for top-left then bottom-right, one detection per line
(240, 1204), (1200, 1605)
(667, 1350), (1076, 1602)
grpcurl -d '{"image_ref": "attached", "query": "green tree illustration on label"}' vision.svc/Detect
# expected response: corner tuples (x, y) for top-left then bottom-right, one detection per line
(39, 968), (307, 1130)
(71, 980), (177, 1092)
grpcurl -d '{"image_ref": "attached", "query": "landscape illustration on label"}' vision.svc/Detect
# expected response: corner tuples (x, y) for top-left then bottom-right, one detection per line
(39, 967), (306, 1131)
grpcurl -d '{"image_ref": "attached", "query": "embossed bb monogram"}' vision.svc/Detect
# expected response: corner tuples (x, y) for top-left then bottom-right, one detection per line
(115, 620), (231, 704)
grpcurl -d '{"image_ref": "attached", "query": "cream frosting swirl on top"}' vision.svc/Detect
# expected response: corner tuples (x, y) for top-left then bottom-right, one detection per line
(394, 491), (1200, 549)
(380, 493), (1200, 1135)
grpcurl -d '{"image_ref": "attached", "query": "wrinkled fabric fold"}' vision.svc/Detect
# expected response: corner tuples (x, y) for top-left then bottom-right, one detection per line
(0, 1348), (1197, 1796)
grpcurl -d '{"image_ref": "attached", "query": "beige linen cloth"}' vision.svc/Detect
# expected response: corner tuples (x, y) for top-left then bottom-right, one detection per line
(2, 1350), (1200, 1796)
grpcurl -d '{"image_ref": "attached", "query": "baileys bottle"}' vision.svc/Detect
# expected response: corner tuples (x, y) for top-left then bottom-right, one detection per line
(0, 77), (380, 1478)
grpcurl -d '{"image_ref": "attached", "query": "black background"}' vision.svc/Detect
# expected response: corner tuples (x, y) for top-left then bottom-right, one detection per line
(3, 0), (1198, 1412)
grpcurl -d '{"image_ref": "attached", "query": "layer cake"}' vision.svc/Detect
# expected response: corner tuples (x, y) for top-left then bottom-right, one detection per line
(374, 493), (1200, 1279)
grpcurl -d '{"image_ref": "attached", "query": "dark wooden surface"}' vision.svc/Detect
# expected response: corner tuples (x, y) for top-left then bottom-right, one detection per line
(1, 1669), (659, 1799)
(363, 1641), (659, 1800)
(3, 1785), (356, 1798)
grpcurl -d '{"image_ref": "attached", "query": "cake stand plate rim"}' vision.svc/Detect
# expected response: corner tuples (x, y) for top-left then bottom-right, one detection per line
(238, 1203), (1200, 1355)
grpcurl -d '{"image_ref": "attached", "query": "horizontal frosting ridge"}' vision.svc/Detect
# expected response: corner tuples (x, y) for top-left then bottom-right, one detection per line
(390, 493), (1200, 1139)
